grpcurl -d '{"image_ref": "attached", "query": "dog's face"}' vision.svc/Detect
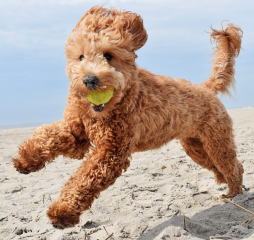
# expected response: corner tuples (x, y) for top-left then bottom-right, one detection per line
(65, 6), (147, 116)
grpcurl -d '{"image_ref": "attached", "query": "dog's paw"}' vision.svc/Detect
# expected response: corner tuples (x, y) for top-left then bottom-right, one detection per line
(47, 202), (80, 229)
(221, 188), (243, 199)
(12, 158), (32, 174)
(221, 194), (235, 199)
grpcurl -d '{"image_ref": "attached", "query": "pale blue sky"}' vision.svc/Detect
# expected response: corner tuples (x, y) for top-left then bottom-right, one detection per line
(0, 0), (253, 128)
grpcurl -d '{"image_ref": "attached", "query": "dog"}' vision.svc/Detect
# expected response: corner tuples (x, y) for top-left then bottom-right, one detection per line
(13, 6), (244, 228)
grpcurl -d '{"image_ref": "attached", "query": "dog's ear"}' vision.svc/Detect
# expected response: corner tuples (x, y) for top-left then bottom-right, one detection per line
(122, 12), (148, 51)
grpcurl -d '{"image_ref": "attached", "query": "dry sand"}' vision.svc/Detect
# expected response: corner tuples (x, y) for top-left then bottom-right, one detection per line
(1, 107), (254, 240)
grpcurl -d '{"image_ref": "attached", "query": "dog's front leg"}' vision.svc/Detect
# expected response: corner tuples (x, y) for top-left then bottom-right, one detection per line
(47, 143), (131, 228)
(13, 120), (89, 174)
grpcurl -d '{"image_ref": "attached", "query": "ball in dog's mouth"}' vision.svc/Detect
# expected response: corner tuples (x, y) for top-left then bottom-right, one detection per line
(87, 88), (114, 112)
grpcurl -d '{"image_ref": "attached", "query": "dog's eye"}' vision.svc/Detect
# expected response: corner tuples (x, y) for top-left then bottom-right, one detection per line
(79, 55), (84, 61)
(104, 53), (112, 61)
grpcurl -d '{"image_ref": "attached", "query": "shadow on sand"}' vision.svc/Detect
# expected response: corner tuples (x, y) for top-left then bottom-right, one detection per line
(137, 192), (254, 240)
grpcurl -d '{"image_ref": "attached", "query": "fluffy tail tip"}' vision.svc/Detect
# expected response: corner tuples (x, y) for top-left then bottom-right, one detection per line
(204, 23), (243, 95)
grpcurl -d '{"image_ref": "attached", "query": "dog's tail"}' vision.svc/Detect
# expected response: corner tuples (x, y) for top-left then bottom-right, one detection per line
(203, 23), (243, 95)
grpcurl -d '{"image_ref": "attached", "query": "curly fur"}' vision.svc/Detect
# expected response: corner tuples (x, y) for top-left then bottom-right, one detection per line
(13, 6), (244, 228)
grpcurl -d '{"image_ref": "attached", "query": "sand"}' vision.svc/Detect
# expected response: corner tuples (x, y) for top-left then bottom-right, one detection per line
(1, 107), (254, 240)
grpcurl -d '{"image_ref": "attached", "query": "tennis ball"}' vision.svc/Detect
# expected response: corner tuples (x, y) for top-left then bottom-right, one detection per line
(87, 88), (114, 105)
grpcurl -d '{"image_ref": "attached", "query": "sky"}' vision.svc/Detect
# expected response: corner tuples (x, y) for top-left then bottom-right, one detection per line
(0, 0), (254, 128)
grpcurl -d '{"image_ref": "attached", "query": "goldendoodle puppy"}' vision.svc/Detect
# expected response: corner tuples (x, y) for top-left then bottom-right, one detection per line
(13, 6), (243, 228)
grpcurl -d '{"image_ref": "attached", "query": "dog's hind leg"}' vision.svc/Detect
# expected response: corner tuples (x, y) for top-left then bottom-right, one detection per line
(180, 137), (226, 184)
(198, 123), (244, 198)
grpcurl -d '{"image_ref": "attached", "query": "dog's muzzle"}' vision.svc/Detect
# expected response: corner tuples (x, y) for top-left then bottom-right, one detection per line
(83, 75), (99, 90)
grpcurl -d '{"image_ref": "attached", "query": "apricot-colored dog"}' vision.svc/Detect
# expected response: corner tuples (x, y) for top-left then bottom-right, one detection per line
(13, 6), (243, 228)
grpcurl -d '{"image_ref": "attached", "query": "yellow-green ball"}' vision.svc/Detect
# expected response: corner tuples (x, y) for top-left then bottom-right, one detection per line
(87, 88), (114, 105)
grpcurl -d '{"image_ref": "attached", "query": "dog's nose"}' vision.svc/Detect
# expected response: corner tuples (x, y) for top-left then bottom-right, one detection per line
(83, 76), (99, 89)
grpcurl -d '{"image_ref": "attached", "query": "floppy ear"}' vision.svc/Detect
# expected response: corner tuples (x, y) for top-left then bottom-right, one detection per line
(122, 12), (148, 51)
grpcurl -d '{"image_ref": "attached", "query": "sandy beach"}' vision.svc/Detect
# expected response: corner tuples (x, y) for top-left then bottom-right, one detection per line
(1, 107), (254, 240)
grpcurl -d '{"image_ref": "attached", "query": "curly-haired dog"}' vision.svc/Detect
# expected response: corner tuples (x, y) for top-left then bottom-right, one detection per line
(13, 6), (244, 228)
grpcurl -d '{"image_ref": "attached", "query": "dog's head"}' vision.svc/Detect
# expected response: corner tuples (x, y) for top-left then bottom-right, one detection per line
(65, 6), (147, 116)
